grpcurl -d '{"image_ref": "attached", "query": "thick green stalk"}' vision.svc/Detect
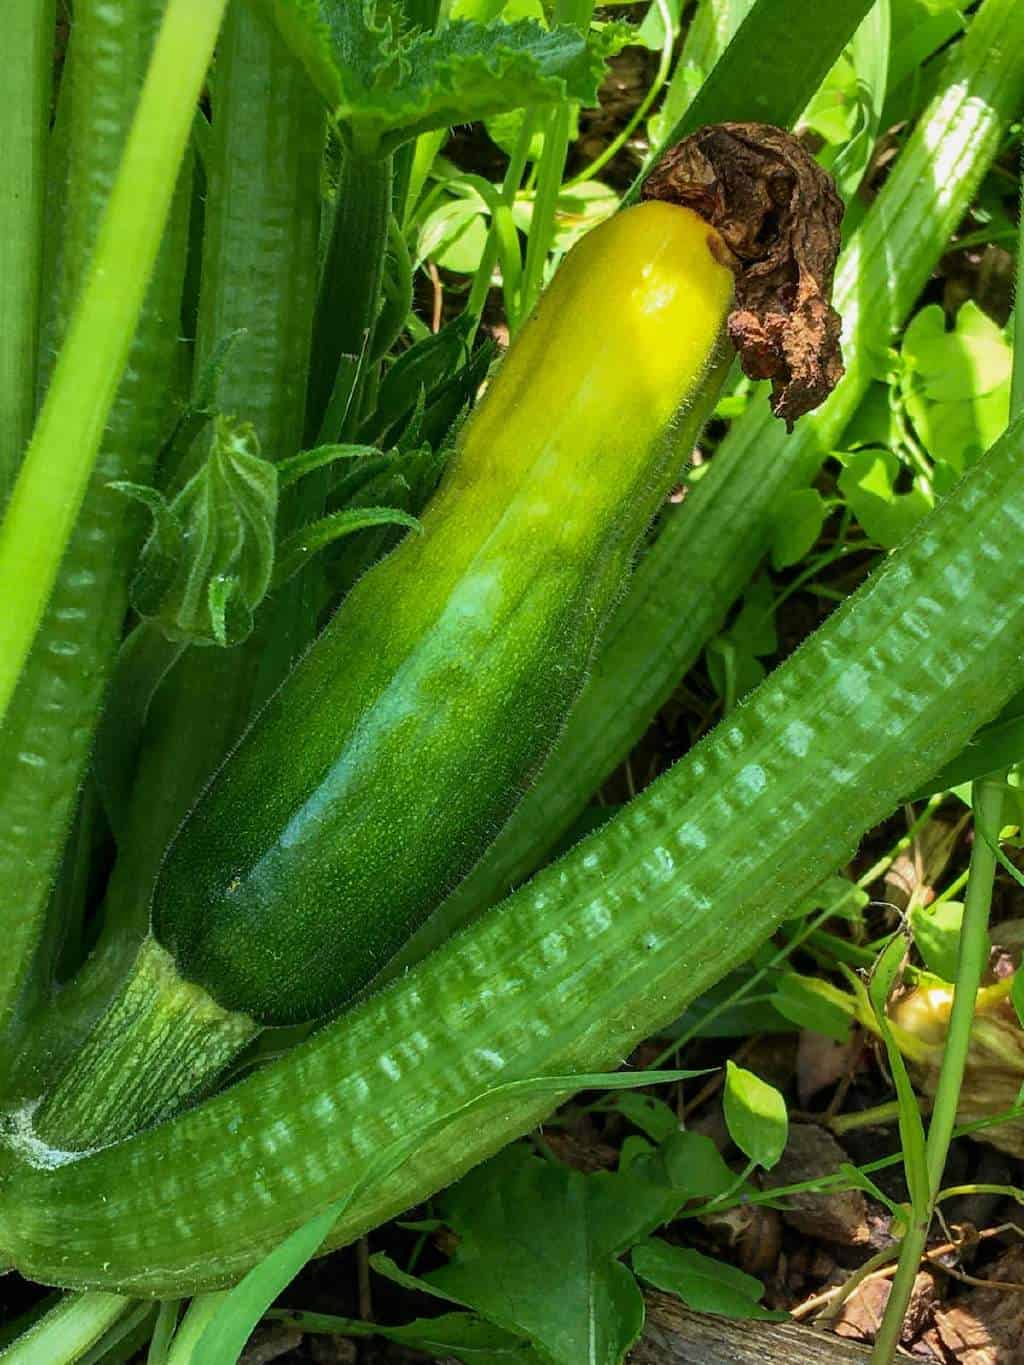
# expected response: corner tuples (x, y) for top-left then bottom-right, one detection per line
(0, 0), (55, 503)
(4, 0), (324, 1102)
(30, 939), (258, 1152)
(421, 0), (1024, 946)
(643, 0), (874, 173)
(0, 1293), (130, 1365)
(648, 0), (752, 151)
(0, 0), (191, 1052)
(0, 0), (227, 727)
(2, 408), (1023, 1293)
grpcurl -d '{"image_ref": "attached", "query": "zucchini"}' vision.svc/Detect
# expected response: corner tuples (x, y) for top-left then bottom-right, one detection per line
(153, 200), (735, 1025)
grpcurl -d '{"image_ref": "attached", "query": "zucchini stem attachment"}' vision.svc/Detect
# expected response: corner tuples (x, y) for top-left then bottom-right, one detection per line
(25, 939), (257, 1154)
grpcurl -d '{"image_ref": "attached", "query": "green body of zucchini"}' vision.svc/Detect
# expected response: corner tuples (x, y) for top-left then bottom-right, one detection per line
(150, 201), (735, 1024)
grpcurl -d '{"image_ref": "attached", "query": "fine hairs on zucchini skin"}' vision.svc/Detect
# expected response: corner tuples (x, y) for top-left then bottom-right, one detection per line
(151, 202), (735, 1026)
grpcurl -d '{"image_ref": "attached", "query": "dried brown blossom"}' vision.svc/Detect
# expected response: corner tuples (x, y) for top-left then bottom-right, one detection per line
(642, 122), (845, 428)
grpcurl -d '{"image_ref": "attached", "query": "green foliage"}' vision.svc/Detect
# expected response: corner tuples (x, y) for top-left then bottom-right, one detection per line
(257, 0), (627, 155)
(769, 488), (829, 570)
(368, 1129), (738, 1364)
(910, 900), (977, 982)
(902, 300), (1013, 471)
(632, 1239), (787, 1321)
(706, 575), (778, 708)
(722, 1062), (788, 1171)
(770, 971), (857, 1042)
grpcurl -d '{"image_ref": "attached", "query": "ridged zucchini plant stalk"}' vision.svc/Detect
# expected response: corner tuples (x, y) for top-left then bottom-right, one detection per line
(2, 397), (1022, 1297)
(16, 120), (846, 1155)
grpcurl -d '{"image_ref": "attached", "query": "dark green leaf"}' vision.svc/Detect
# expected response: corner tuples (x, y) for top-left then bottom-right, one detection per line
(632, 1240), (788, 1321)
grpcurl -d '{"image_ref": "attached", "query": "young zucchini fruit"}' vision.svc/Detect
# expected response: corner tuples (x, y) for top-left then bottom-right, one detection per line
(27, 200), (736, 1149)
(152, 201), (735, 1023)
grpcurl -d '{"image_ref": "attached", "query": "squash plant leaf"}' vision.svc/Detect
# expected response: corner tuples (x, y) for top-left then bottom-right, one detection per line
(255, 0), (629, 156)
(371, 1129), (734, 1365)
(632, 1239), (788, 1321)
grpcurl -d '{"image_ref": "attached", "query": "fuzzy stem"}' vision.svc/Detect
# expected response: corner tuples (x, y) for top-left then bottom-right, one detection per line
(0, 0), (227, 727)
(0, 1292), (130, 1365)
(0, 0), (55, 504)
(29, 939), (258, 1153)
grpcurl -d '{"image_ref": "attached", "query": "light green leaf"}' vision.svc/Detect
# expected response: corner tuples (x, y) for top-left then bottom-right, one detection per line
(608, 1092), (678, 1144)
(632, 1239), (787, 1321)
(723, 1061), (788, 1171)
(770, 972), (856, 1042)
(837, 447), (933, 548)
(903, 300), (1012, 401)
(769, 488), (828, 569)
(911, 900), (979, 983)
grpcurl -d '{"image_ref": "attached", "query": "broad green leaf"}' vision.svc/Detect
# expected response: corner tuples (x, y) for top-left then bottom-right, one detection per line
(437, 211), (490, 273)
(770, 972), (856, 1042)
(837, 447), (933, 548)
(632, 1240), (788, 1321)
(910, 900), (978, 982)
(417, 196), (488, 267)
(257, 2), (627, 156)
(377, 1146), (645, 1365)
(369, 1127), (730, 1365)
(722, 1062), (788, 1171)
(769, 488), (829, 569)
(908, 378), (1011, 473)
(903, 301), (1012, 400)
